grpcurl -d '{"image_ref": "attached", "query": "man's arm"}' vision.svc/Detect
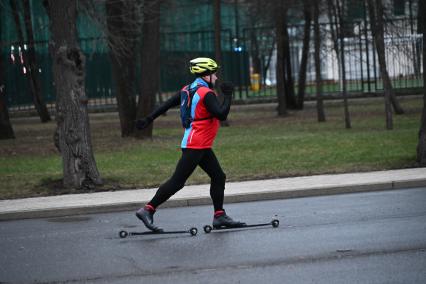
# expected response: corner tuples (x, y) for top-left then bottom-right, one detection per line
(136, 92), (180, 129)
(204, 82), (234, 121)
(204, 92), (231, 121)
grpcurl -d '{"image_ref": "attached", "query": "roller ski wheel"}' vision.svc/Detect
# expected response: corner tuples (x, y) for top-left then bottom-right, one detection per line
(272, 219), (280, 228)
(189, 227), (198, 236)
(203, 225), (213, 233)
(119, 230), (129, 238)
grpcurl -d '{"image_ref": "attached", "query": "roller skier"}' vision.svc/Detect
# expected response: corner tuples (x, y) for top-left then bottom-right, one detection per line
(135, 57), (246, 232)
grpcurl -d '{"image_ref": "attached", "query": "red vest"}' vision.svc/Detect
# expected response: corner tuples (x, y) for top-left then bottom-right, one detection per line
(181, 86), (220, 149)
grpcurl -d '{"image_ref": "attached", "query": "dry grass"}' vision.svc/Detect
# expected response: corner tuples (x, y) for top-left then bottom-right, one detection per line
(0, 95), (422, 199)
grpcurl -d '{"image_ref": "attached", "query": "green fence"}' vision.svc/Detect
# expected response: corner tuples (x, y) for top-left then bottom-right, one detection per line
(3, 29), (250, 110)
(1, 0), (423, 112)
(1, 0), (250, 111)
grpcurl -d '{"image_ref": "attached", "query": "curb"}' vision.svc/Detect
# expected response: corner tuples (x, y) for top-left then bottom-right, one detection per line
(1, 178), (426, 221)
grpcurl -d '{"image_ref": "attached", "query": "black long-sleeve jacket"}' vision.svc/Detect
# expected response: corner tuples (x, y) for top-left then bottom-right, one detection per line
(147, 86), (231, 122)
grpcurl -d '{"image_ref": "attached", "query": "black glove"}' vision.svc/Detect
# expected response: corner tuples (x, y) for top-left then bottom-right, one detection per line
(135, 117), (153, 130)
(220, 81), (234, 96)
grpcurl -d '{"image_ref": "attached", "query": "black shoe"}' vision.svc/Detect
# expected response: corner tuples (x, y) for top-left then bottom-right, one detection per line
(213, 212), (246, 229)
(135, 208), (163, 232)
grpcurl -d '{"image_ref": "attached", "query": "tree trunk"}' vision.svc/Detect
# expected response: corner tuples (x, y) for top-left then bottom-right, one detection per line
(214, 0), (222, 79)
(46, 0), (102, 189)
(106, 0), (137, 137)
(337, 3), (351, 129)
(297, 0), (312, 109)
(22, 0), (51, 122)
(0, 87), (15, 139)
(283, 8), (297, 109)
(275, 0), (287, 116)
(214, 0), (230, 127)
(416, 0), (426, 165)
(136, 0), (161, 139)
(408, 0), (420, 76)
(313, 0), (326, 122)
(329, 0), (351, 129)
(367, 0), (404, 122)
(367, 0), (392, 129)
(10, 0), (51, 123)
(247, 0), (263, 85)
(250, 29), (262, 80)
(0, 23), (15, 139)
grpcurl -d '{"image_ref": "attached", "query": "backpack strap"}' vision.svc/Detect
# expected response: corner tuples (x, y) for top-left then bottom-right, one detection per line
(183, 85), (214, 122)
(193, 86), (213, 121)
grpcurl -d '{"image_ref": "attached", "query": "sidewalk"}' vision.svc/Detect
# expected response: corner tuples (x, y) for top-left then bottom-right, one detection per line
(1, 168), (425, 221)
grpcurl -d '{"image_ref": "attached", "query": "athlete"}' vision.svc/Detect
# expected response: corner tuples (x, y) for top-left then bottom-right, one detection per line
(135, 57), (246, 231)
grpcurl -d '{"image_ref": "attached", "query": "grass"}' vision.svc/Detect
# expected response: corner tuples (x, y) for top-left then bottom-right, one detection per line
(0, 95), (422, 200)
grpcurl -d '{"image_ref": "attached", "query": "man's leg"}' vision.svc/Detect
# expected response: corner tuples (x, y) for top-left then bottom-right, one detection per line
(149, 149), (204, 207)
(198, 149), (226, 211)
(199, 149), (246, 228)
(136, 149), (205, 231)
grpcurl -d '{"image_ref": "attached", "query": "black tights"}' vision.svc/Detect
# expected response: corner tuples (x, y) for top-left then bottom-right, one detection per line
(149, 148), (226, 211)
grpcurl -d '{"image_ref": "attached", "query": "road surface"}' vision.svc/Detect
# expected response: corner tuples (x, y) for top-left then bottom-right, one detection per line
(1, 187), (426, 283)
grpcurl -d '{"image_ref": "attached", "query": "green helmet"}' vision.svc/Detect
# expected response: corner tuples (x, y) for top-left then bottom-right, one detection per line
(189, 57), (219, 76)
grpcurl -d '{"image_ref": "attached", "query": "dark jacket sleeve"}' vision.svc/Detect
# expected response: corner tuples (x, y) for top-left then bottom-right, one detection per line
(147, 92), (180, 120)
(204, 92), (232, 121)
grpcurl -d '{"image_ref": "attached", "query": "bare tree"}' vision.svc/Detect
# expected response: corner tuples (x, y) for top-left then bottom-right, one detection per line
(408, 0), (421, 76)
(282, 4), (297, 109)
(213, 0), (230, 127)
(275, 0), (288, 116)
(136, 0), (161, 139)
(214, 0), (222, 79)
(79, 0), (142, 137)
(297, 0), (312, 109)
(366, 0), (404, 130)
(249, 28), (262, 81)
(244, 0), (275, 89)
(45, 0), (102, 189)
(10, 0), (51, 123)
(313, 0), (326, 122)
(327, 0), (351, 128)
(0, 18), (15, 139)
(245, 0), (266, 82)
(0, 84), (14, 139)
(416, 0), (426, 165)
(22, 0), (51, 122)
(82, 0), (160, 138)
(105, 0), (140, 137)
(366, 0), (392, 129)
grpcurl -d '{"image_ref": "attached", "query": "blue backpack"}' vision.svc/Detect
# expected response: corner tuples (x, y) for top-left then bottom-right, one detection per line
(180, 84), (197, 129)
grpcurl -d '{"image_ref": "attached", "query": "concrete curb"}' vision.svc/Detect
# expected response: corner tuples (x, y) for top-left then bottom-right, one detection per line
(1, 170), (426, 221)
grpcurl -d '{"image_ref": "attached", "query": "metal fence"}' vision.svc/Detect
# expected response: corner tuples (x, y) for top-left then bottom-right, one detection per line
(239, 18), (423, 100)
(3, 18), (424, 114)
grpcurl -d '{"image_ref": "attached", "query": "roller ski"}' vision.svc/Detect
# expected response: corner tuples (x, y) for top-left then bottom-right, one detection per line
(119, 206), (198, 238)
(203, 210), (279, 234)
(119, 227), (198, 238)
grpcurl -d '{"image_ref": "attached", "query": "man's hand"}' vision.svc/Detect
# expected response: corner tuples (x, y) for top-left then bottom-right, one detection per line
(135, 117), (153, 130)
(220, 81), (234, 96)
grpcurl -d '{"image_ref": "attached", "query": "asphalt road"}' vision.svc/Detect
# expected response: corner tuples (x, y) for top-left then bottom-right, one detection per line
(1, 187), (426, 284)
